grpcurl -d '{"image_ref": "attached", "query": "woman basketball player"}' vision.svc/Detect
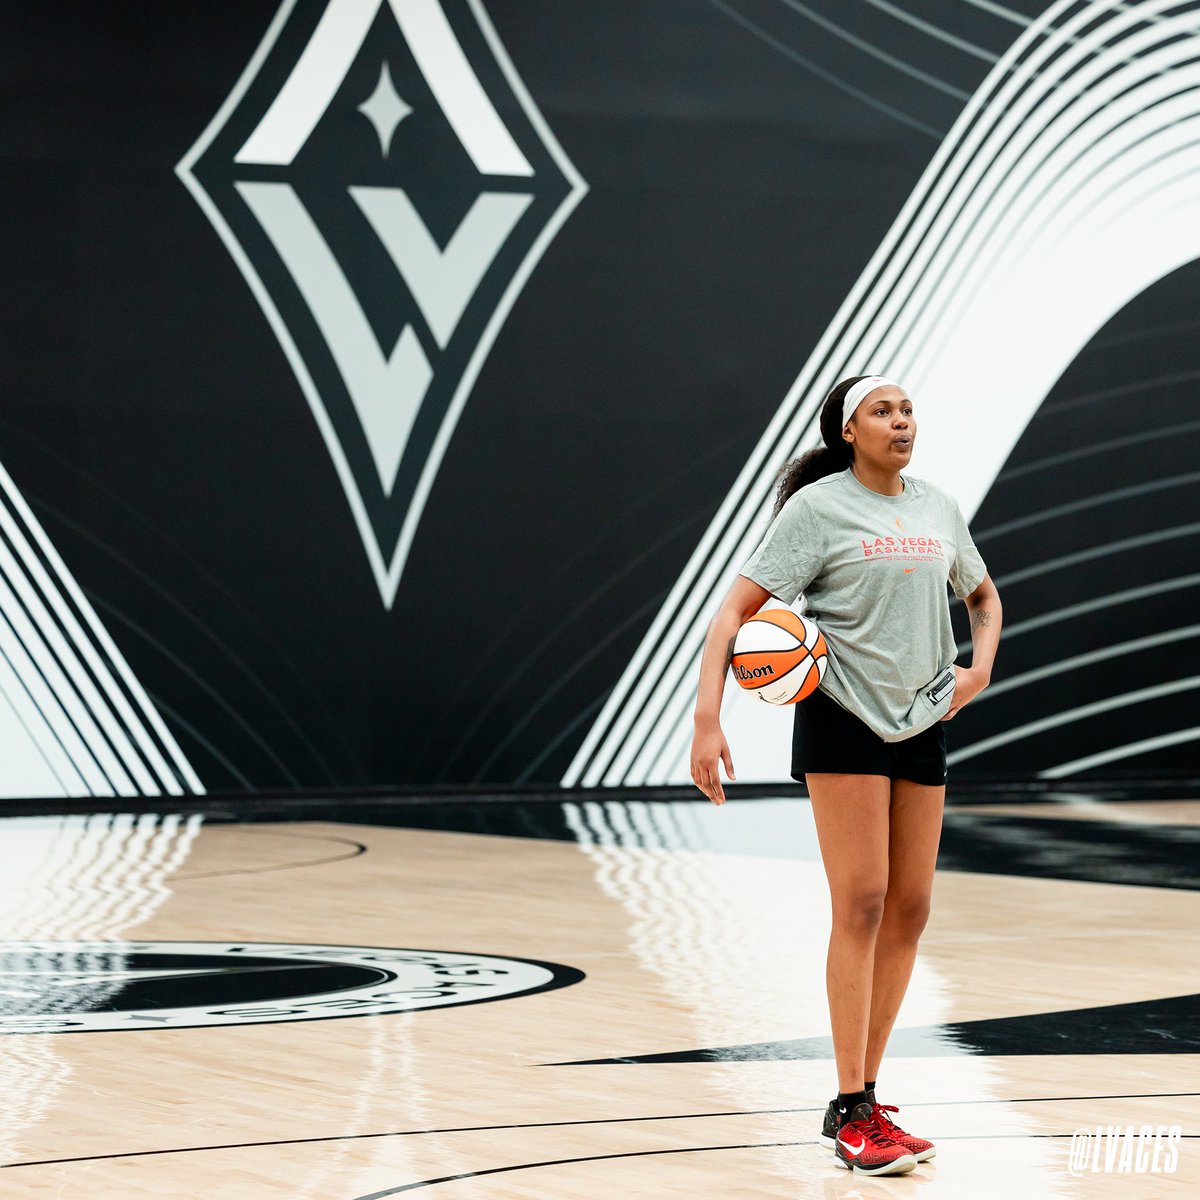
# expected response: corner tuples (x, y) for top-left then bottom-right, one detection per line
(689, 375), (1002, 1176)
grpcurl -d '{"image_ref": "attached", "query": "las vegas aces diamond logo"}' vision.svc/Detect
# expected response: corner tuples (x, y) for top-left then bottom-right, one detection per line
(0, 942), (583, 1033)
(177, 0), (586, 606)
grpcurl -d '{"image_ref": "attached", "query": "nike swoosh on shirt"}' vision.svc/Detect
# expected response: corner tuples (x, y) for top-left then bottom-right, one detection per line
(903, 567), (917, 573)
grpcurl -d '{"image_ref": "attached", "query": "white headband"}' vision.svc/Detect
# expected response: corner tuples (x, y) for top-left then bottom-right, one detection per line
(842, 375), (903, 427)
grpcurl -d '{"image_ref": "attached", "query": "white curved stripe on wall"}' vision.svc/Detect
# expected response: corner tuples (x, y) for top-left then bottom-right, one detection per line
(0, 464), (204, 800)
(564, 0), (1200, 787)
(957, 571), (1200, 651)
(948, 675), (1200, 766)
(970, 623), (1200, 702)
(1041, 726), (1200, 778)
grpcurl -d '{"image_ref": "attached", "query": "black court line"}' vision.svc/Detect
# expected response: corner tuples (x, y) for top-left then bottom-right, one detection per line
(352, 1141), (807, 1197)
(4, 1091), (1194, 1170)
(171, 829), (367, 881)
(350, 1133), (1200, 1197)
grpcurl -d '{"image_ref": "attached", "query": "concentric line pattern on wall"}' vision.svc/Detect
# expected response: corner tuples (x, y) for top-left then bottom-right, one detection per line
(565, 0), (1200, 787)
(0, 464), (203, 800)
(943, 290), (1200, 780)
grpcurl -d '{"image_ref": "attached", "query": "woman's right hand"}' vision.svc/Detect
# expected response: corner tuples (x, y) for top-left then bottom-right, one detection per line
(690, 574), (768, 806)
(690, 721), (735, 805)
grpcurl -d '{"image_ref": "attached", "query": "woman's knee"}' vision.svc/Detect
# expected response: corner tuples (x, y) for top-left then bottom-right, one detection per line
(883, 892), (932, 940)
(831, 888), (889, 937)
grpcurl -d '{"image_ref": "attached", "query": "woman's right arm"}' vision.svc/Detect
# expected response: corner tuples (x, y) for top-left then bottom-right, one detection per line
(690, 574), (773, 805)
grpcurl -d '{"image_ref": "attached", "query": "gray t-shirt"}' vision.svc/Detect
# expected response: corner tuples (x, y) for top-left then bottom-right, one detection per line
(740, 468), (986, 742)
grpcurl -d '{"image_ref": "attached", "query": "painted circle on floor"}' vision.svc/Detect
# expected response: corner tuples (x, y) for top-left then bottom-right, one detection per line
(0, 941), (584, 1033)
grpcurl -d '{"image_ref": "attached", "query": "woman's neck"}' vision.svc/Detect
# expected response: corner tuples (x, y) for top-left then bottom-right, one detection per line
(850, 461), (904, 497)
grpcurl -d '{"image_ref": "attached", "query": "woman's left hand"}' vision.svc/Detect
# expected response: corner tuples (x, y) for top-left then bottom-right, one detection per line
(942, 665), (989, 720)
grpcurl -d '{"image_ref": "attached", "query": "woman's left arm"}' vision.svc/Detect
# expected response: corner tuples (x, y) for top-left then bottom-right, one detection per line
(945, 572), (1002, 720)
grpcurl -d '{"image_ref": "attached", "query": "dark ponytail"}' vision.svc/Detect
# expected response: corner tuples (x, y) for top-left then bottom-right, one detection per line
(771, 375), (865, 515)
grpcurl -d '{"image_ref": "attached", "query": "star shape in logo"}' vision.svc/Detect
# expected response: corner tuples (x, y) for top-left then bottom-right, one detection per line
(356, 61), (412, 157)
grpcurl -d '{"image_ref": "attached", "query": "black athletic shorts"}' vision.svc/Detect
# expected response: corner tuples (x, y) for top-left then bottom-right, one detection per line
(791, 686), (947, 786)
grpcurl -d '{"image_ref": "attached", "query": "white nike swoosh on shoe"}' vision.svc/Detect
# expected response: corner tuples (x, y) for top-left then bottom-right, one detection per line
(840, 1133), (866, 1154)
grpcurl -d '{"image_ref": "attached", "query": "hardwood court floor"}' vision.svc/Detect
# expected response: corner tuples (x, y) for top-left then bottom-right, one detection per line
(0, 794), (1196, 1197)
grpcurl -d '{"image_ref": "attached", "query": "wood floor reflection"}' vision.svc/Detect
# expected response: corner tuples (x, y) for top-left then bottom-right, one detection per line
(0, 799), (1194, 1197)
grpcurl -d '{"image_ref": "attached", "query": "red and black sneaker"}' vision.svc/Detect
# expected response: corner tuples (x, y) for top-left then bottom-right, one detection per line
(832, 1101), (918, 1176)
(819, 1098), (844, 1149)
(871, 1101), (936, 1162)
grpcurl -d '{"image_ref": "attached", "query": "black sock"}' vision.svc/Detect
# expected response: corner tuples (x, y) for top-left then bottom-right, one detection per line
(865, 1079), (877, 1097)
(836, 1089), (868, 1115)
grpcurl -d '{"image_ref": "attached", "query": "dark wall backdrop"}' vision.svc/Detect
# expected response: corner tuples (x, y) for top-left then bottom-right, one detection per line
(1, 0), (1197, 795)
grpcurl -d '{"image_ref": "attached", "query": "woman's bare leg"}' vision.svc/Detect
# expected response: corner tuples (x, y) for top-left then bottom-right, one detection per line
(806, 773), (892, 1093)
(864, 777), (945, 1083)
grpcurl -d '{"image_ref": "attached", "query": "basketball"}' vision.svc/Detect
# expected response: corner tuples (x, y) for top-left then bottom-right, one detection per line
(731, 609), (828, 705)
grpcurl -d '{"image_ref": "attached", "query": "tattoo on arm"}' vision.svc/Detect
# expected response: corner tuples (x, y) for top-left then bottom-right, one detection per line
(971, 610), (992, 631)
(723, 635), (736, 671)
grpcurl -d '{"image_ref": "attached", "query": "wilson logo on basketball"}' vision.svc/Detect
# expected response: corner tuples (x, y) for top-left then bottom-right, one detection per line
(733, 663), (775, 681)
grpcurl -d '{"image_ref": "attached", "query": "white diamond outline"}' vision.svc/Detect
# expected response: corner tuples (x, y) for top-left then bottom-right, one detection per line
(175, 0), (588, 608)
